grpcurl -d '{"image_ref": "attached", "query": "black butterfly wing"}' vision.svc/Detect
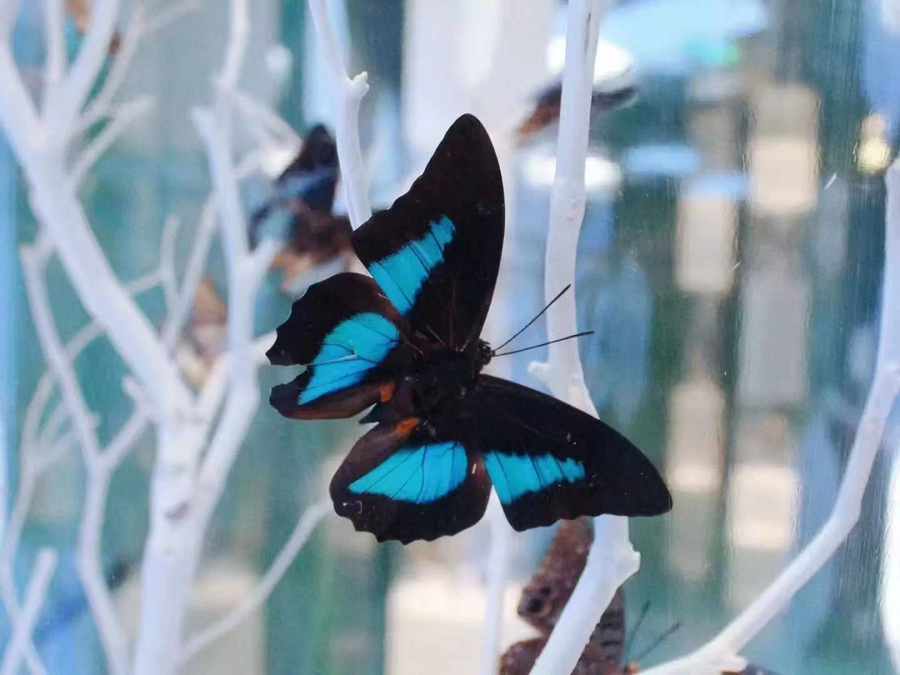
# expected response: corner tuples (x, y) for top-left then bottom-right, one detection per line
(267, 273), (410, 419)
(352, 114), (504, 348)
(329, 415), (491, 543)
(474, 375), (672, 531)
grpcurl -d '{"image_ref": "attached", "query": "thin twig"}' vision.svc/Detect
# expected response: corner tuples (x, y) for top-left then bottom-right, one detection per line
(218, 0), (248, 91)
(78, 0), (202, 133)
(69, 96), (156, 187)
(160, 214), (181, 311)
(0, 437), (73, 675)
(21, 244), (103, 464)
(125, 270), (164, 297)
(480, 495), (512, 675)
(640, 161), (900, 675)
(229, 89), (302, 149)
(526, 3), (641, 674)
(161, 150), (268, 348)
(178, 500), (331, 664)
(41, 0), (66, 116)
(77, 4), (145, 132)
(47, 0), (123, 144)
(0, 550), (57, 675)
(308, 0), (371, 228)
(142, 0), (202, 34)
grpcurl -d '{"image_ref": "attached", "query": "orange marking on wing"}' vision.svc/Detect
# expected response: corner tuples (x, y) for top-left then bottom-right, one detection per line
(379, 381), (397, 403)
(395, 417), (421, 438)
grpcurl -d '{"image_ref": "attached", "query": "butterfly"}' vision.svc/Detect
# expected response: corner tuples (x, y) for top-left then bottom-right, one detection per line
(500, 519), (780, 675)
(249, 124), (355, 294)
(501, 518), (634, 674)
(517, 80), (639, 144)
(267, 113), (672, 543)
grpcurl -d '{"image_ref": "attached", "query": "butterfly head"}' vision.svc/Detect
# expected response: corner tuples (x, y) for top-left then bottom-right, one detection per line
(476, 340), (493, 368)
(518, 583), (560, 624)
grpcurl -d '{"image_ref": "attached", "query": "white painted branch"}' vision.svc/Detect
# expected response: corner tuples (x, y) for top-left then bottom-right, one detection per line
(178, 499), (331, 665)
(77, 468), (130, 675)
(134, 5), (284, 670)
(229, 90), (302, 149)
(46, 0), (122, 145)
(525, 3), (642, 674)
(77, 1), (201, 133)
(143, 0), (202, 34)
(0, 550), (57, 675)
(308, 0), (371, 229)
(0, 47), (43, 161)
(160, 215), (180, 311)
(41, 0), (66, 113)
(641, 160), (900, 675)
(161, 150), (269, 349)
(70, 95), (156, 187)
(0, 434), (74, 675)
(23, 179), (194, 413)
(21, 327), (102, 482)
(218, 0), (248, 91)
(77, 4), (145, 132)
(195, 331), (275, 424)
(21, 242), (136, 674)
(102, 400), (150, 470)
(125, 270), (164, 297)
(20, 242), (103, 465)
(480, 495), (512, 675)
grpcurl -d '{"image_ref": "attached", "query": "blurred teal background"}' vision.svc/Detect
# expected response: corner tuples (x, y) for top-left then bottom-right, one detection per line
(3, 0), (900, 673)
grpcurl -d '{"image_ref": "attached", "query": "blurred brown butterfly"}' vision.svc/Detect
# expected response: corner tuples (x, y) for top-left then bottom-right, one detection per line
(500, 518), (637, 675)
(499, 519), (779, 675)
(516, 80), (639, 144)
(249, 124), (356, 295)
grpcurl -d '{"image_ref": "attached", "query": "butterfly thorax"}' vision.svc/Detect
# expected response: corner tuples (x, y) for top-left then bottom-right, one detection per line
(406, 340), (491, 416)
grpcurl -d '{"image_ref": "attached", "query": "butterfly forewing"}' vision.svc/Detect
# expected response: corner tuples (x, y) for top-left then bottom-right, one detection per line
(352, 114), (505, 348)
(474, 376), (672, 530)
(267, 273), (410, 419)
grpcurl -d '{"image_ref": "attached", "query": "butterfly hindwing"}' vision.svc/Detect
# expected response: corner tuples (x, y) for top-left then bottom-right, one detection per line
(267, 273), (408, 419)
(329, 417), (491, 543)
(475, 376), (672, 531)
(352, 114), (504, 348)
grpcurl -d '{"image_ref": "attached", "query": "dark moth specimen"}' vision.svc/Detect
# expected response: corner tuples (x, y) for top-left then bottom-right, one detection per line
(500, 519), (780, 675)
(267, 114), (672, 544)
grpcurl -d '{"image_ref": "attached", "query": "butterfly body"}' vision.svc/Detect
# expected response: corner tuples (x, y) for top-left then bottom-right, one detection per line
(268, 114), (672, 543)
(401, 339), (490, 417)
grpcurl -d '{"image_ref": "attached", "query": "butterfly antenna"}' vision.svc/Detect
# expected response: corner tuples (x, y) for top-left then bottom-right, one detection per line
(623, 600), (651, 663)
(492, 284), (571, 353)
(633, 621), (682, 663)
(491, 331), (593, 358)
